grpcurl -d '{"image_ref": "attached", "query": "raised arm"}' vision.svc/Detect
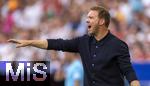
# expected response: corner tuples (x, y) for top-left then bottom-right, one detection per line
(8, 39), (48, 49)
(8, 37), (80, 52)
(47, 38), (80, 52)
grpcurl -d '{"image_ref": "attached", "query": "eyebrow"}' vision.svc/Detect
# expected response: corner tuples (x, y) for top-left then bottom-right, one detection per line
(88, 16), (93, 18)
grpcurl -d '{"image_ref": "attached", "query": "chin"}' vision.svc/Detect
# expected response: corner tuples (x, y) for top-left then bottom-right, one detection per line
(88, 32), (94, 36)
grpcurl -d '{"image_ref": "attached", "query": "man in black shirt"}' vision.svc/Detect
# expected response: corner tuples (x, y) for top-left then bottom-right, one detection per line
(8, 6), (140, 86)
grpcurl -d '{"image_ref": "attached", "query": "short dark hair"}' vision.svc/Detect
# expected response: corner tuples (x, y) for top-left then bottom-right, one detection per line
(90, 6), (110, 28)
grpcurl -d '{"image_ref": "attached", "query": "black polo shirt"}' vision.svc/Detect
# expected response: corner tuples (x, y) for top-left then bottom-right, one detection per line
(47, 31), (138, 86)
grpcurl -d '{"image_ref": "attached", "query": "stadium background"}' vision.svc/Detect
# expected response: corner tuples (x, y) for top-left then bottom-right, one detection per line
(0, 0), (150, 86)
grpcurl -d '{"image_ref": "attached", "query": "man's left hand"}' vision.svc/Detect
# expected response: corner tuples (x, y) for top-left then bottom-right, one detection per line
(130, 80), (140, 86)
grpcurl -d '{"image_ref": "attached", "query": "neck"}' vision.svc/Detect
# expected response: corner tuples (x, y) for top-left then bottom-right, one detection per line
(94, 27), (109, 41)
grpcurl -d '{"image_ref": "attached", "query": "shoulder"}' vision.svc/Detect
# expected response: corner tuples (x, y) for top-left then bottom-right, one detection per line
(73, 34), (90, 42)
(110, 33), (129, 49)
(77, 34), (89, 39)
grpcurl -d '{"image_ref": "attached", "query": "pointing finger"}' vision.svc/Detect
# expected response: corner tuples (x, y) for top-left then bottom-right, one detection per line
(8, 39), (20, 44)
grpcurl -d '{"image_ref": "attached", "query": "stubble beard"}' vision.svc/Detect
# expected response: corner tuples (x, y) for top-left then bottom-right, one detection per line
(88, 24), (99, 36)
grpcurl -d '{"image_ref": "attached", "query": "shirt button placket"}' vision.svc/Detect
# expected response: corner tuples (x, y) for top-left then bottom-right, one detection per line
(92, 81), (96, 84)
(92, 64), (95, 67)
(96, 45), (98, 48)
(93, 54), (96, 57)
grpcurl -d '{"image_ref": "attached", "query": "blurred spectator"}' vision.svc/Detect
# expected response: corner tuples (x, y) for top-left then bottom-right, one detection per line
(1, 0), (18, 37)
(142, 0), (150, 18)
(13, 0), (43, 30)
(130, 42), (146, 63)
(54, 53), (84, 86)
(129, 0), (144, 12)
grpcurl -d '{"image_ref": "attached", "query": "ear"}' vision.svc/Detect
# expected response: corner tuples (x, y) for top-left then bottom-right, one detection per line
(98, 18), (105, 26)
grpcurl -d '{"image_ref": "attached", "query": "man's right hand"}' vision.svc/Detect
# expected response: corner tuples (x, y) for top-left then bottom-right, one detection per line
(8, 39), (31, 48)
(8, 39), (48, 49)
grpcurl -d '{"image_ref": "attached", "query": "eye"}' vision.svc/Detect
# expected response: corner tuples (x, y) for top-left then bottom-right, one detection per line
(89, 16), (93, 19)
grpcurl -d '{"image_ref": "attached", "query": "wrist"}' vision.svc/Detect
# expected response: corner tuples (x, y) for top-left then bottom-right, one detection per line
(26, 40), (33, 46)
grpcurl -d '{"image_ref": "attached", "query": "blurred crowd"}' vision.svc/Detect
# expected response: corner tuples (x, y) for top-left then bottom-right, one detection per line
(0, 0), (150, 86)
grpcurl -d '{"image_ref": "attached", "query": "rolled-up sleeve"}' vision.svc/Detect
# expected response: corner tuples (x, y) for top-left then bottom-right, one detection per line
(47, 37), (80, 52)
(117, 42), (138, 83)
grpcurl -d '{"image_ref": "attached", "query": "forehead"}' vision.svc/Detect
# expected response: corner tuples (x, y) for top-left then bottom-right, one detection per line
(87, 10), (98, 17)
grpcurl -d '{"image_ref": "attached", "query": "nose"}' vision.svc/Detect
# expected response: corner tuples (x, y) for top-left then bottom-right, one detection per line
(86, 18), (90, 24)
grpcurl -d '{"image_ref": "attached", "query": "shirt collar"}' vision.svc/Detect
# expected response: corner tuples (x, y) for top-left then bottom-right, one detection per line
(91, 31), (111, 46)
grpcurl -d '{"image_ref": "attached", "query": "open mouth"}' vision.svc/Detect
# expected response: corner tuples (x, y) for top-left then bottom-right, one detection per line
(88, 25), (91, 28)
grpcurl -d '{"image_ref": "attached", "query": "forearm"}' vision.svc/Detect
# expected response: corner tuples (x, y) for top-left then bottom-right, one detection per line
(47, 39), (79, 52)
(28, 40), (48, 49)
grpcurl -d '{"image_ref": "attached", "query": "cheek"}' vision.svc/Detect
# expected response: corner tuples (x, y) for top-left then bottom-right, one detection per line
(92, 19), (98, 25)
(91, 19), (96, 23)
